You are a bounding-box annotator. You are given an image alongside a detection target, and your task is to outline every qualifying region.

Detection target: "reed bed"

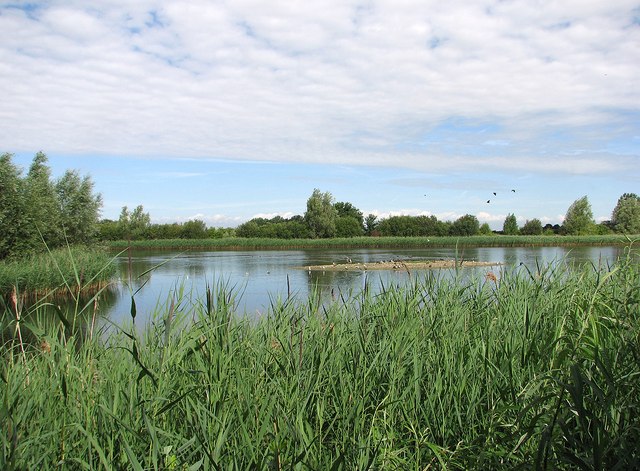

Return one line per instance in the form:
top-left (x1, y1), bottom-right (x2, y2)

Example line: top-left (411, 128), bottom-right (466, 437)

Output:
top-left (107, 234), bottom-right (634, 251)
top-left (0, 247), bottom-right (116, 297)
top-left (1, 250), bottom-right (639, 469)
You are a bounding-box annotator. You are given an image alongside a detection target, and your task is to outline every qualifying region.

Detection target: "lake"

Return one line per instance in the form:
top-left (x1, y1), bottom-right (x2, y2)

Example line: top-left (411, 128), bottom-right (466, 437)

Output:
top-left (98, 245), bottom-right (633, 327)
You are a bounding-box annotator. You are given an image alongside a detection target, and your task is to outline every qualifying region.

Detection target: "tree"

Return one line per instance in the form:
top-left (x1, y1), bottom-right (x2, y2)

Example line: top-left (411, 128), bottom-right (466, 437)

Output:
top-left (521, 218), bottom-right (543, 235)
top-left (449, 214), bottom-right (480, 236)
top-left (56, 170), bottom-right (102, 244)
top-left (24, 152), bottom-right (62, 249)
top-left (563, 196), bottom-right (595, 235)
top-left (118, 205), bottom-right (151, 239)
top-left (0, 153), bottom-right (29, 259)
top-left (364, 214), bottom-right (378, 236)
top-left (181, 219), bottom-right (207, 239)
top-left (611, 193), bottom-right (640, 234)
top-left (503, 213), bottom-right (519, 235)
top-left (304, 189), bottom-right (337, 238)
top-left (335, 217), bottom-right (363, 237)
top-left (479, 223), bottom-right (493, 235)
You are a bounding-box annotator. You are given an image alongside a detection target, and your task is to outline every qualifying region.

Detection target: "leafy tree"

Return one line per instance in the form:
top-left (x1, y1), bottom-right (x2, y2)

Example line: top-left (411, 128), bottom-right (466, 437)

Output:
top-left (55, 170), bottom-right (102, 244)
top-left (118, 205), bottom-right (151, 239)
top-left (0, 153), bottom-right (29, 258)
top-left (304, 189), bottom-right (337, 238)
top-left (24, 152), bottom-right (62, 249)
top-left (611, 193), bottom-right (640, 234)
top-left (503, 213), bottom-right (519, 235)
top-left (521, 218), bottom-right (543, 235)
top-left (181, 219), bottom-right (207, 239)
top-left (563, 196), bottom-right (595, 235)
top-left (449, 214), bottom-right (480, 236)
top-left (335, 217), bottom-right (363, 237)
top-left (479, 223), bottom-right (493, 235)
top-left (364, 214), bottom-right (378, 236)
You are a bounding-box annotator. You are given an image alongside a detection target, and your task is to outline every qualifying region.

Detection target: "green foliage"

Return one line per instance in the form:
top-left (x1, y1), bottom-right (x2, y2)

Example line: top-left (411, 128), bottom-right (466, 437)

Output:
top-left (364, 213), bottom-right (378, 235)
top-left (304, 188), bottom-right (337, 238)
top-left (0, 153), bottom-right (30, 259)
top-left (56, 170), bottom-right (103, 245)
top-left (236, 216), bottom-right (310, 239)
top-left (377, 215), bottom-right (450, 237)
top-left (503, 213), bottom-right (519, 235)
top-left (479, 222), bottom-right (493, 235)
top-left (0, 152), bottom-right (102, 259)
top-left (2, 256), bottom-right (639, 468)
top-left (335, 216), bottom-right (364, 237)
top-left (449, 214), bottom-right (480, 236)
top-left (611, 193), bottom-right (640, 234)
top-left (563, 196), bottom-right (595, 235)
top-left (521, 218), bottom-right (543, 235)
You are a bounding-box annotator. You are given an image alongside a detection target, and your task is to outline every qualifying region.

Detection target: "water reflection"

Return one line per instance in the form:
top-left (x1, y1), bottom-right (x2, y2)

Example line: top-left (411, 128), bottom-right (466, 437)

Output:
top-left (71, 245), bottom-right (640, 326)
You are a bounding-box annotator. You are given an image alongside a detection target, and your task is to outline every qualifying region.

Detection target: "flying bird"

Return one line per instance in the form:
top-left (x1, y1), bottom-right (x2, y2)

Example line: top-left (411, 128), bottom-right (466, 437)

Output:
top-left (487, 200), bottom-right (491, 203)
top-left (511, 189), bottom-right (516, 192)
top-left (493, 192), bottom-right (497, 196)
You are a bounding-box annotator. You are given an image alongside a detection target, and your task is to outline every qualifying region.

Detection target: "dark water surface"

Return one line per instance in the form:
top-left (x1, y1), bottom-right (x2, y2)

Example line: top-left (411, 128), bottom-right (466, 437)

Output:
top-left (99, 245), bottom-right (633, 326)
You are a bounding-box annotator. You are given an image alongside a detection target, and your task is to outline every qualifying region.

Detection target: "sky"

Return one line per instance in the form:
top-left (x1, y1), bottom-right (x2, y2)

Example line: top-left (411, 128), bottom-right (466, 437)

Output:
top-left (1, 1), bottom-right (638, 229)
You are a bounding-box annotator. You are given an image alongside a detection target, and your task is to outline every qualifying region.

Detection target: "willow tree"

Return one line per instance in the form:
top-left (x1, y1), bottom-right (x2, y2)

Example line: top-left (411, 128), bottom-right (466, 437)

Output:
top-left (611, 193), bottom-right (640, 234)
top-left (563, 196), bottom-right (595, 235)
top-left (56, 170), bottom-right (103, 244)
top-left (0, 153), bottom-right (29, 258)
top-left (304, 189), bottom-right (337, 238)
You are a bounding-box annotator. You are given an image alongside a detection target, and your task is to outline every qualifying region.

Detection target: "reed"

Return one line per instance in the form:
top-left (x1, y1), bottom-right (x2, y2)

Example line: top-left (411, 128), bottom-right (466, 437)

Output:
top-left (0, 246), bottom-right (116, 297)
top-left (1, 249), bottom-right (639, 469)
top-left (107, 234), bottom-right (634, 251)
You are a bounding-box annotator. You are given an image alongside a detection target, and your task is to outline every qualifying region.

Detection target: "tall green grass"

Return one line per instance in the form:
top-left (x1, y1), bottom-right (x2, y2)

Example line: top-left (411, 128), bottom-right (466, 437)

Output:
top-left (107, 234), bottom-right (634, 251)
top-left (0, 246), bottom-right (116, 297)
top-left (1, 249), bottom-right (639, 469)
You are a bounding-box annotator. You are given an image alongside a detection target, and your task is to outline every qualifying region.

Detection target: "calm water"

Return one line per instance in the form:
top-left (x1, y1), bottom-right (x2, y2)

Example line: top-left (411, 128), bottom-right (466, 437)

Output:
top-left (98, 245), bottom-right (632, 326)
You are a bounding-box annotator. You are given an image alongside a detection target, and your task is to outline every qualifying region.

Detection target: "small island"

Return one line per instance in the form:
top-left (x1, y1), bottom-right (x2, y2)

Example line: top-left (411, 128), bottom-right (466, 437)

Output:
top-left (299, 259), bottom-right (503, 271)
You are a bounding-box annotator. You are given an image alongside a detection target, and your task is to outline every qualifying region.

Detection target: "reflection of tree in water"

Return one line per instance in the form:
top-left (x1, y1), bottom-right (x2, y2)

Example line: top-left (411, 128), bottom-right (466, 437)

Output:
top-left (0, 284), bottom-right (119, 351)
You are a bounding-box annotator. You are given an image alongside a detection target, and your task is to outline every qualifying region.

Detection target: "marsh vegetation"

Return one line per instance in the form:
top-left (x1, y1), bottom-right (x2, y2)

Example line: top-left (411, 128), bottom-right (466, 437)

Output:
top-left (2, 248), bottom-right (639, 469)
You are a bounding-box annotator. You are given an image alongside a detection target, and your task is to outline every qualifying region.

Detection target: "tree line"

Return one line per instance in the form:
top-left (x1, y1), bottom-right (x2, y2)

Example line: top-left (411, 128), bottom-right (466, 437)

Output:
top-left (234, 189), bottom-right (640, 239)
top-left (0, 152), bottom-right (102, 259)
top-left (3, 154), bottom-right (639, 260)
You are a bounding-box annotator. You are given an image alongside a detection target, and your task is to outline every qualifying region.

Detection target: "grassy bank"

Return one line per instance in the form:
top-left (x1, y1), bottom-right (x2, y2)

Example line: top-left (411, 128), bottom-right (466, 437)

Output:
top-left (107, 233), bottom-right (636, 251)
top-left (2, 250), bottom-right (639, 468)
top-left (0, 246), bottom-right (117, 298)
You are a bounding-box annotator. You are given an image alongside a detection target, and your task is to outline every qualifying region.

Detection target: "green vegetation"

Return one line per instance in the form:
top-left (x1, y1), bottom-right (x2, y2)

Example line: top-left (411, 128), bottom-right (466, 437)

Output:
top-left (0, 247), bottom-right (116, 297)
top-left (564, 196), bottom-right (596, 235)
top-left (0, 152), bottom-right (102, 260)
top-left (2, 251), bottom-right (638, 468)
top-left (611, 193), bottom-right (640, 234)
top-left (105, 234), bottom-right (635, 251)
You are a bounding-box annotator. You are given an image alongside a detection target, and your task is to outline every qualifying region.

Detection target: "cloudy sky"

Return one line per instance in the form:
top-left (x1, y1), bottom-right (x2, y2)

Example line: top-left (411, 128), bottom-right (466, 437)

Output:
top-left (1, 1), bottom-right (638, 229)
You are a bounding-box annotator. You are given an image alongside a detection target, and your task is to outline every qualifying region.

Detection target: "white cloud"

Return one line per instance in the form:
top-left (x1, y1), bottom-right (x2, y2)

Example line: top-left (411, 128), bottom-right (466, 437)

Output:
top-left (0, 0), bottom-right (637, 179)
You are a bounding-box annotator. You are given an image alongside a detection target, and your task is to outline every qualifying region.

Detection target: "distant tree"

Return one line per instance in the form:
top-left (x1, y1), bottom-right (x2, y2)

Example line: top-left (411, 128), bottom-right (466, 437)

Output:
top-left (304, 189), bottom-right (337, 238)
top-left (450, 214), bottom-right (480, 236)
top-left (334, 202), bottom-right (364, 225)
top-left (334, 201), bottom-right (364, 237)
top-left (0, 153), bottom-right (29, 259)
top-left (118, 205), bottom-right (151, 239)
top-left (181, 219), bottom-right (207, 239)
top-left (611, 193), bottom-right (640, 234)
top-left (521, 218), bottom-right (543, 235)
top-left (479, 222), bottom-right (493, 235)
top-left (364, 214), bottom-right (378, 236)
top-left (335, 217), bottom-right (363, 237)
top-left (543, 223), bottom-right (562, 235)
top-left (55, 170), bottom-right (102, 244)
top-left (563, 196), bottom-right (595, 235)
top-left (24, 152), bottom-right (62, 249)
top-left (502, 214), bottom-right (519, 235)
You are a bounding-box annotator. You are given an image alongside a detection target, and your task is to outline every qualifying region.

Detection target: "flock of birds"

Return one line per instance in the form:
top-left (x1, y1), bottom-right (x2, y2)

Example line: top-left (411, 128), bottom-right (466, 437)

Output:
top-left (486, 189), bottom-right (516, 204)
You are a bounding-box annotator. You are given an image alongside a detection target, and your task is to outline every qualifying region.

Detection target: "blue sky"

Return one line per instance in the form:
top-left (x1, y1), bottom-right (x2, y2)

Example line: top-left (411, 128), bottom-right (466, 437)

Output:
top-left (1, 1), bottom-right (638, 229)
